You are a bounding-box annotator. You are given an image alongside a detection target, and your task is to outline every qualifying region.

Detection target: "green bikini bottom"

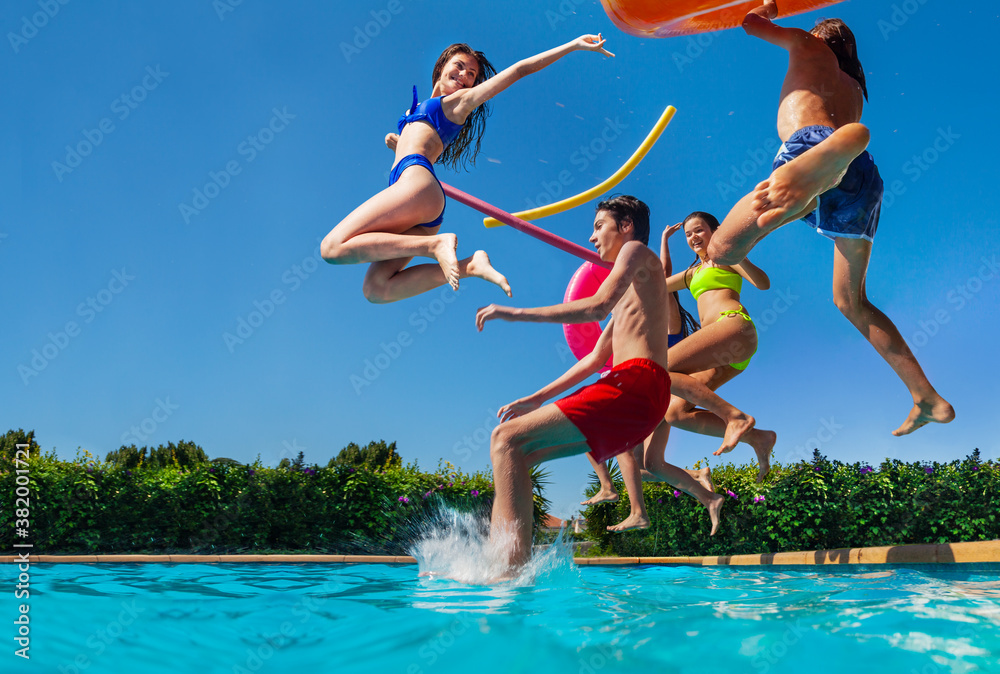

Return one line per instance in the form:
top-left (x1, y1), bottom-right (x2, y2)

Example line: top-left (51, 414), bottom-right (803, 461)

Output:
top-left (717, 306), bottom-right (756, 371)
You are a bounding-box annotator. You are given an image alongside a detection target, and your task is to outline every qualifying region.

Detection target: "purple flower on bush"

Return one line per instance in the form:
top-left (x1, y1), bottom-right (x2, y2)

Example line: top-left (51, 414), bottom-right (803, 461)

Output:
top-left (247, 469), bottom-right (256, 477)
top-left (304, 468), bottom-right (316, 476)
top-left (673, 490), bottom-right (681, 498)
top-left (348, 468), bottom-right (356, 473)
top-left (813, 467), bottom-right (821, 472)
top-left (860, 466), bottom-right (873, 475)
top-left (86, 466), bottom-right (94, 473)
top-left (657, 499), bottom-right (662, 504)
top-left (448, 482), bottom-right (454, 487)
top-left (209, 467), bottom-right (216, 473)
top-left (423, 491), bottom-right (433, 499)
top-left (924, 466), bottom-right (934, 475)
top-left (754, 495), bottom-right (766, 503)
top-left (471, 490), bottom-right (480, 497)
top-left (398, 496), bottom-right (410, 503)
top-left (972, 465), bottom-right (980, 471)
top-left (125, 470), bottom-right (132, 478)
top-left (727, 490), bottom-right (738, 500)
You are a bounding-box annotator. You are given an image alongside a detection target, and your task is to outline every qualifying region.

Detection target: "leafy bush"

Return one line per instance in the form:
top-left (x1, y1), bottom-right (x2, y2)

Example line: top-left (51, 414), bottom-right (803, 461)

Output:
top-left (583, 449), bottom-right (999, 556)
top-left (0, 431), bottom-right (553, 554)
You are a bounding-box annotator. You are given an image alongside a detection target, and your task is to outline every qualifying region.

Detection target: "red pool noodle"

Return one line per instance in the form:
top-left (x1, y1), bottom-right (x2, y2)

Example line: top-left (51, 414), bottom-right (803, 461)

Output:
top-left (440, 182), bottom-right (611, 269)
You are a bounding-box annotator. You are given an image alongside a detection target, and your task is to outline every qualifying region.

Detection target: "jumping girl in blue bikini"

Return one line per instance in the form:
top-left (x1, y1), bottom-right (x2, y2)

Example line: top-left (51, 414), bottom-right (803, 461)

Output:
top-left (321, 36), bottom-right (614, 303)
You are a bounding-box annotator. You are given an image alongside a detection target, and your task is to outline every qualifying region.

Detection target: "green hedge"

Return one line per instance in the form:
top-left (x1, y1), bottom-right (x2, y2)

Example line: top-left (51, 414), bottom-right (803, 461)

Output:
top-left (0, 452), bottom-right (506, 554)
top-left (583, 451), bottom-right (999, 557)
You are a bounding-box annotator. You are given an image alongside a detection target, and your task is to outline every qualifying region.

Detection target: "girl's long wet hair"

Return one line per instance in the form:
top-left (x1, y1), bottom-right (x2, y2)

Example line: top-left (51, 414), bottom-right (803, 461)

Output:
top-left (674, 291), bottom-right (700, 339)
top-left (811, 19), bottom-right (868, 101)
top-left (431, 44), bottom-right (496, 171)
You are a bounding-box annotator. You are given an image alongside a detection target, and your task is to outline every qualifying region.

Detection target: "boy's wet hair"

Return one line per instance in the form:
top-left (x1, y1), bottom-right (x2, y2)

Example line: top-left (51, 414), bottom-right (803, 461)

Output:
top-left (811, 19), bottom-right (868, 101)
top-left (431, 44), bottom-right (497, 171)
top-left (596, 195), bottom-right (650, 246)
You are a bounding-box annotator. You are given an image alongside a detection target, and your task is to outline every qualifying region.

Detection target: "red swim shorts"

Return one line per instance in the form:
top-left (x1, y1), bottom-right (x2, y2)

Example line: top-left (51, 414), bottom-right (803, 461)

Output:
top-left (554, 358), bottom-right (671, 463)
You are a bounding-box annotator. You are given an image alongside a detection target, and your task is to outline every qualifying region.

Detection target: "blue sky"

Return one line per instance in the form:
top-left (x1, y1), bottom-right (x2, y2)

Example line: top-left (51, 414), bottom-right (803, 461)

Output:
top-left (4, 0), bottom-right (998, 519)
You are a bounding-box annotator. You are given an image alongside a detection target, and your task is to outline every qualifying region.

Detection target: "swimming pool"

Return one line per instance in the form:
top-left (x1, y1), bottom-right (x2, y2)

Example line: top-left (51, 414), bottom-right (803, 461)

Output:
top-left (13, 561), bottom-right (1000, 673)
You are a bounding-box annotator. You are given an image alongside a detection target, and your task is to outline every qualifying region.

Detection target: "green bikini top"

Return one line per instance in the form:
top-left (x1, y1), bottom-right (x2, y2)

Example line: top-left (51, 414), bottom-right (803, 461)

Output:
top-left (688, 264), bottom-right (742, 300)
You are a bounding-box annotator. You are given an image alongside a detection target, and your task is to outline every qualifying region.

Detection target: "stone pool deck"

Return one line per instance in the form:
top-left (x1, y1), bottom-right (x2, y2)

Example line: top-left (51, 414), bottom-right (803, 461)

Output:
top-left (5, 540), bottom-right (999, 566)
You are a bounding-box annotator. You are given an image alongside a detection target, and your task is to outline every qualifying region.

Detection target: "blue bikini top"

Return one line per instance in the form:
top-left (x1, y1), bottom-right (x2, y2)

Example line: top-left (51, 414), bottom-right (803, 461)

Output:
top-left (397, 86), bottom-right (465, 148)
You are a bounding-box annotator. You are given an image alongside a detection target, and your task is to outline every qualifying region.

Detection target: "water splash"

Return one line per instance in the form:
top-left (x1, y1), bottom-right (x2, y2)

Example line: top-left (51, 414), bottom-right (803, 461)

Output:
top-left (409, 505), bottom-right (578, 587)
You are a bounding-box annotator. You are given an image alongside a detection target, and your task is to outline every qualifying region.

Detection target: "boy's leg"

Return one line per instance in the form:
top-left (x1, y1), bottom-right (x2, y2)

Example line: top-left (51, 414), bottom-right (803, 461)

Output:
top-left (710, 123), bottom-right (871, 265)
top-left (490, 404), bottom-right (592, 568)
top-left (832, 237), bottom-right (955, 435)
top-left (581, 453), bottom-right (619, 505)
top-left (607, 446), bottom-right (649, 532)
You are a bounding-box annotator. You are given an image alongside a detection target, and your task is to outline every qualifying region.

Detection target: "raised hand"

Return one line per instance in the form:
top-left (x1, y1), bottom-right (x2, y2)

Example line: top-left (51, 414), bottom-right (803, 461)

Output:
top-left (475, 304), bottom-right (510, 331)
top-left (573, 34), bottom-right (614, 58)
top-left (662, 222), bottom-right (683, 240)
top-left (384, 133), bottom-right (399, 151)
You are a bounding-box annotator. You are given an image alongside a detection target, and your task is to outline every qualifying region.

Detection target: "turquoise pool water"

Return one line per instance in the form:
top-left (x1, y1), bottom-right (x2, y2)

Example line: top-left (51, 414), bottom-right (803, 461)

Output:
top-left (12, 561), bottom-right (1000, 673)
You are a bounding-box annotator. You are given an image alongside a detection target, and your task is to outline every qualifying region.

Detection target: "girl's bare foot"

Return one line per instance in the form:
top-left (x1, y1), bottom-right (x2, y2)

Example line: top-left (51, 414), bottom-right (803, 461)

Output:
top-left (464, 250), bottom-right (512, 297)
top-left (714, 413), bottom-right (756, 455)
top-left (581, 489), bottom-right (618, 506)
top-left (893, 396), bottom-right (955, 436)
top-left (607, 513), bottom-right (650, 533)
top-left (754, 123), bottom-right (871, 232)
top-left (747, 429), bottom-right (776, 483)
top-left (432, 233), bottom-right (460, 290)
top-left (705, 492), bottom-right (724, 536)
top-left (687, 466), bottom-right (714, 493)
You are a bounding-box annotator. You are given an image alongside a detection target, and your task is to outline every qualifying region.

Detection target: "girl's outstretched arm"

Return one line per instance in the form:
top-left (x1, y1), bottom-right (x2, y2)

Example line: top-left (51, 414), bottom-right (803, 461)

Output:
top-left (498, 321), bottom-right (614, 422)
top-left (732, 258), bottom-right (771, 290)
top-left (449, 35), bottom-right (613, 120)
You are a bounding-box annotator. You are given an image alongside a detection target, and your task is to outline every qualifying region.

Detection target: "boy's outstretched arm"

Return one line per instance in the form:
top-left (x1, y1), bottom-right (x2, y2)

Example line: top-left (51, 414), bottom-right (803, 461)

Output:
top-left (742, 1), bottom-right (811, 50)
top-left (476, 241), bottom-right (653, 330)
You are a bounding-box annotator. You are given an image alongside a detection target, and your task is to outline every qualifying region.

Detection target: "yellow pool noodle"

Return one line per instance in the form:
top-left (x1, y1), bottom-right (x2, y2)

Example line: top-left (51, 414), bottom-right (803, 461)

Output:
top-left (483, 104), bottom-right (676, 228)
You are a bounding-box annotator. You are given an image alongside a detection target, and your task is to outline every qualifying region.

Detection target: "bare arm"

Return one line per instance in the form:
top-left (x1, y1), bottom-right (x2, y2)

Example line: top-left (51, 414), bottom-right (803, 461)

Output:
top-left (448, 35), bottom-right (613, 120)
top-left (476, 241), bottom-right (652, 330)
top-left (742, 1), bottom-right (811, 50)
top-left (660, 223), bottom-right (682, 277)
top-left (497, 321), bottom-right (614, 421)
top-left (731, 258), bottom-right (770, 290)
top-left (665, 268), bottom-right (692, 293)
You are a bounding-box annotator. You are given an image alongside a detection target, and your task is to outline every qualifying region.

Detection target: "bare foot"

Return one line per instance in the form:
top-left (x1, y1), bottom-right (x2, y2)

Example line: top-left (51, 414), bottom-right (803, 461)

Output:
top-left (432, 233), bottom-right (460, 290)
top-left (754, 123), bottom-right (871, 233)
top-left (705, 492), bottom-right (724, 536)
top-left (464, 250), bottom-right (512, 297)
top-left (747, 429), bottom-right (776, 483)
top-left (714, 413), bottom-right (756, 456)
top-left (581, 489), bottom-right (618, 506)
top-left (893, 397), bottom-right (955, 436)
top-left (687, 467), bottom-right (714, 493)
top-left (607, 513), bottom-right (650, 533)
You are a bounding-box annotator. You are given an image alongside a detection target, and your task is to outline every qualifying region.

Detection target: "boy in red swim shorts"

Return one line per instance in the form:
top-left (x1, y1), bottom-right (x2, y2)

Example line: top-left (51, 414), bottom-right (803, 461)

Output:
top-left (476, 195), bottom-right (756, 569)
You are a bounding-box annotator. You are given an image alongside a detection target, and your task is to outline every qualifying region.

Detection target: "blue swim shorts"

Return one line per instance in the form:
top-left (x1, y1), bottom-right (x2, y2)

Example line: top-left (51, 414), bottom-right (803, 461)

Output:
top-left (772, 125), bottom-right (883, 242)
top-left (389, 154), bottom-right (445, 228)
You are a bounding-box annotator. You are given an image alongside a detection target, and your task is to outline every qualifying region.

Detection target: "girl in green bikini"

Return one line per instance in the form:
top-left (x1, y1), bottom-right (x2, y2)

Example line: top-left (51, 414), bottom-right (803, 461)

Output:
top-left (590, 211), bottom-right (778, 533)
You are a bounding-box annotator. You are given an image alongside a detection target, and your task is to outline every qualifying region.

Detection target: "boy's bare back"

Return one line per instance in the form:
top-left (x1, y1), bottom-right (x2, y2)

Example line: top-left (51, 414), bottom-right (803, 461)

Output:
top-left (743, 7), bottom-right (864, 140)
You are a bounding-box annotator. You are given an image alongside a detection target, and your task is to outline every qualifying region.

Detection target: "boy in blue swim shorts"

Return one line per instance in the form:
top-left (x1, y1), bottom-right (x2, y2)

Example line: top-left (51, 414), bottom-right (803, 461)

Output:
top-left (707, 1), bottom-right (953, 437)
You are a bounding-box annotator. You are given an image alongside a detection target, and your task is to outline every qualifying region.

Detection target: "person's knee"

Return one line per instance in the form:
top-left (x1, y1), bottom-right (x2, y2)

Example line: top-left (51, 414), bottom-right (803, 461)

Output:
top-left (490, 423), bottom-right (523, 458)
top-left (361, 276), bottom-right (391, 304)
top-left (320, 233), bottom-right (348, 264)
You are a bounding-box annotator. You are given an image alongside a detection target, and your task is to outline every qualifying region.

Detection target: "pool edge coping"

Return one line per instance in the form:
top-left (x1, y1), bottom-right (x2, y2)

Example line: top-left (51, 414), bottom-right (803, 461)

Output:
top-left (5, 540), bottom-right (999, 565)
